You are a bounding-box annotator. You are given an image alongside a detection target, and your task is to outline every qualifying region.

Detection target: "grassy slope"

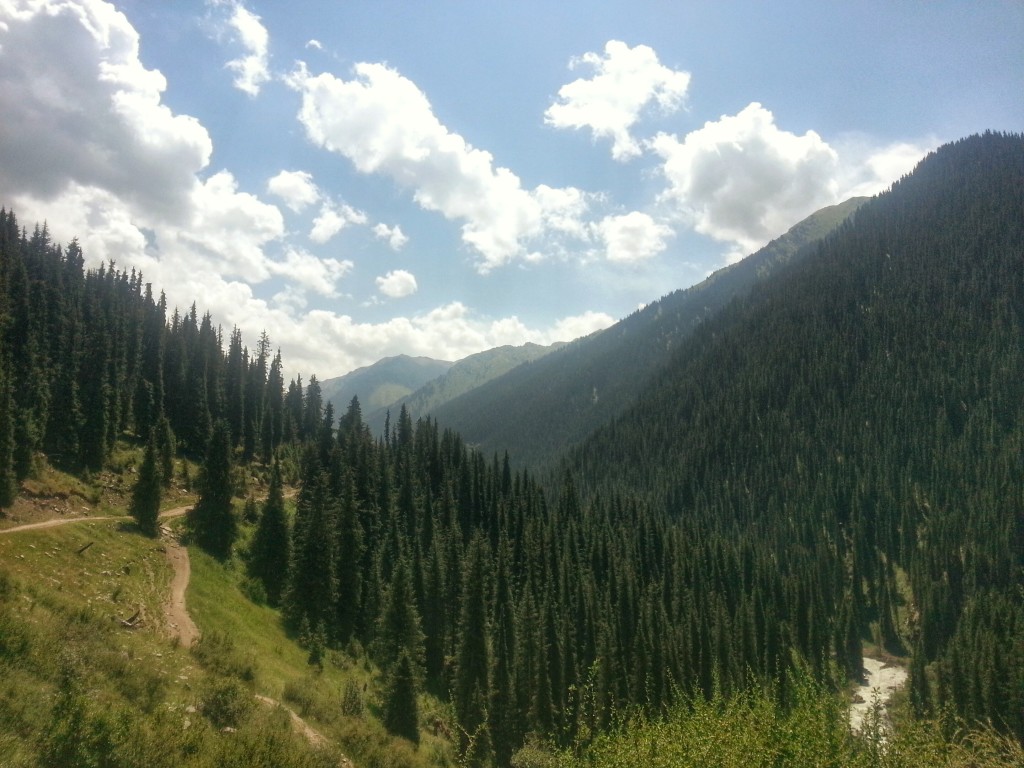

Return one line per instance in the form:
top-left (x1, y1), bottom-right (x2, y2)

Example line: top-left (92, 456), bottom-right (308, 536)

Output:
top-left (0, 454), bottom-right (455, 768)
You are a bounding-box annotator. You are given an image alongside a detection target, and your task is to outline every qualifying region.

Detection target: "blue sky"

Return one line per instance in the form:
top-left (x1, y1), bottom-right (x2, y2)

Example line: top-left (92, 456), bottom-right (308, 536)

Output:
top-left (1, 1), bottom-right (1021, 378)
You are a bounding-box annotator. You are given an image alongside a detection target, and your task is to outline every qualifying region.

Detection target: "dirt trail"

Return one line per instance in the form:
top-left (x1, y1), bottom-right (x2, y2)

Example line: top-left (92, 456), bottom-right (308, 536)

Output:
top-left (0, 502), bottom-right (192, 535)
top-left (254, 695), bottom-right (322, 746)
top-left (849, 656), bottom-right (907, 736)
top-left (162, 530), bottom-right (200, 648)
top-left (1, 502), bottom-right (200, 647)
top-left (0, 514), bottom-right (115, 534)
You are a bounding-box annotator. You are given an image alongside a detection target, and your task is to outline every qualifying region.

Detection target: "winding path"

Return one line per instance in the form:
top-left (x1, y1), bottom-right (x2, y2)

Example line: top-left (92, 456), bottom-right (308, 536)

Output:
top-left (1, 503), bottom-right (198, 646)
top-left (2, 496), bottom-right (345, 755)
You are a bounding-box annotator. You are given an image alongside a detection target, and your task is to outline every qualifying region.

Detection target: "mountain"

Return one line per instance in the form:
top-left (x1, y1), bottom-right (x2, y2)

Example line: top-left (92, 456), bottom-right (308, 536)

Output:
top-left (365, 341), bottom-right (564, 434)
top-left (320, 354), bottom-right (453, 416)
top-left (428, 195), bottom-right (867, 468)
top-left (565, 131), bottom-right (1024, 740)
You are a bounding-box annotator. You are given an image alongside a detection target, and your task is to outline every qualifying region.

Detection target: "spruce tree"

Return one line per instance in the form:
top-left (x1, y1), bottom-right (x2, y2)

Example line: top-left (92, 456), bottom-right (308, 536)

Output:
top-left (384, 651), bottom-right (421, 744)
top-left (249, 459), bottom-right (290, 605)
top-left (454, 535), bottom-right (491, 758)
top-left (155, 413), bottom-right (175, 487)
top-left (188, 419), bottom-right (236, 559)
top-left (130, 431), bottom-right (162, 536)
top-left (0, 356), bottom-right (17, 508)
top-left (283, 463), bottom-right (338, 635)
top-left (376, 555), bottom-right (425, 675)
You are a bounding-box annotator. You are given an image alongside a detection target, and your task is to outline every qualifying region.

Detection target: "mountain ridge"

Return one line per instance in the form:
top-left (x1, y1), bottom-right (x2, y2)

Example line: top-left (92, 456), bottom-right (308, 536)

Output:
top-left (427, 195), bottom-right (867, 468)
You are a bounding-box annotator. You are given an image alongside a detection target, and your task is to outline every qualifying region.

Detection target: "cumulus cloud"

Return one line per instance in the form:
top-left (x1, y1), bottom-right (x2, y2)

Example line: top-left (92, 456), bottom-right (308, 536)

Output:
top-left (309, 200), bottom-right (368, 243)
top-left (219, 1), bottom-right (270, 96)
top-left (376, 269), bottom-right (418, 298)
top-left (289, 60), bottom-right (592, 272)
top-left (267, 170), bottom-right (320, 212)
top-left (595, 211), bottom-right (673, 263)
top-left (650, 102), bottom-right (841, 254)
top-left (0, 0), bottom-right (211, 220)
top-left (269, 246), bottom-right (353, 296)
top-left (836, 137), bottom-right (933, 199)
top-left (0, 0), bottom-right (625, 382)
top-left (546, 40), bottom-right (690, 161)
top-left (373, 222), bottom-right (409, 250)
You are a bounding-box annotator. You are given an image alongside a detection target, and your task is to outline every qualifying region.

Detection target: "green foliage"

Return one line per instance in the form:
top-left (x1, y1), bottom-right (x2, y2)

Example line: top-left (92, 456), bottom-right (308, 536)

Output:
top-left (248, 459), bottom-right (290, 606)
top-left (549, 676), bottom-right (1024, 768)
top-left (384, 651), bottom-right (421, 744)
top-left (190, 419), bottom-right (238, 559)
top-left (131, 431), bottom-right (162, 536)
top-left (200, 676), bottom-right (254, 729)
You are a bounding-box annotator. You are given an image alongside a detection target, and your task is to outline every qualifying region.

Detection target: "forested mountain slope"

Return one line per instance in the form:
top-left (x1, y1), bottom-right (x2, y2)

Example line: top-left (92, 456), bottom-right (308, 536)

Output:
top-left (320, 355), bottom-right (453, 418)
top-left (567, 131), bottom-right (1024, 740)
top-left (430, 196), bottom-right (866, 469)
top-left (364, 342), bottom-right (563, 435)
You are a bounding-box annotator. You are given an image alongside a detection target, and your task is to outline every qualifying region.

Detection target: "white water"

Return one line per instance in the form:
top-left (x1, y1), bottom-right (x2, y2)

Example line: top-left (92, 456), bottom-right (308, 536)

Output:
top-left (849, 657), bottom-right (907, 736)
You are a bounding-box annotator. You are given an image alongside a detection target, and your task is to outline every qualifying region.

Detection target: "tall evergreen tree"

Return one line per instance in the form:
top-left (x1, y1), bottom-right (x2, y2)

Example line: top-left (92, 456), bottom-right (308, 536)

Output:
top-left (384, 650), bottom-right (421, 744)
top-left (130, 430), bottom-right (162, 537)
top-left (0, 354), bottom-right (17, 508)
top-left (454, 534), bottom-right (492, 759)
top-left (376, 555), bottom-right (425, 675)
top-left (188, 419), bottom-right (236, 559)
top-left (248, 459), bottom-right (290, 605)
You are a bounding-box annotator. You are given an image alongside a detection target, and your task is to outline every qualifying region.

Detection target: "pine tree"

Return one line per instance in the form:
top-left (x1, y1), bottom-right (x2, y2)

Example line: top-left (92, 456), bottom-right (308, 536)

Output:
top-left (384, 651), bottom-right (421, 744)
top-left (188, 419), bottom-right (236, 559)
top-left (0, 355), bottom-right (17, 508)
top-left (130, 430), bottom-right (162, 536)
top-left (376, 555), bottom-right (425, 675)
top-left (155, 413), bottom-right (175, 487)
top-left (248, 459), bottom-right (290, 605)
top-left (454, 535), bottom-right (491, 758)
top-left (283, 460), bottom-right (338, 635)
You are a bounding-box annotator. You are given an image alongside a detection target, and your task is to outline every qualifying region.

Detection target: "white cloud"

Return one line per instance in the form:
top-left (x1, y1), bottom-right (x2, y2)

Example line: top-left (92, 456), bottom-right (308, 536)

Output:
top-left (290, 60), bottom-right (591, 273)
top-left (269, 246), bottom-right (353, 296)
top-left (0, 0), bottom-right (211, 221)
top-left (309, 199), bottom-right (367, 243)
top-left (836, 137), bottom-right (933, 198)
top-left (267, 170), bottom-right (320, 212)
top-left (651, 102), bottom-right (841, 254)
top-left (550, 310), bottom-right (615, 341)
top-left (376, 269), bottom-right (418, 298)
top-left (546, 40), bottom-right (690, 161)
top-left (373, 222), bottom-right (409, 250)
top-left (221, 1), bottom-right (270, 97)
top-left (595, 211), bottom-right (673, 263)
top-left (305, 39), bottom-right (322, 50)
top-left (0, 0), bottom-right (623, 383)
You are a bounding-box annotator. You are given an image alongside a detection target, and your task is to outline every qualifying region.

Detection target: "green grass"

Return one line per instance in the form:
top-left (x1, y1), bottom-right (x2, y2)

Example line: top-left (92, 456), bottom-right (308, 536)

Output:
top-left (184, 510), bottom-right (458, 768)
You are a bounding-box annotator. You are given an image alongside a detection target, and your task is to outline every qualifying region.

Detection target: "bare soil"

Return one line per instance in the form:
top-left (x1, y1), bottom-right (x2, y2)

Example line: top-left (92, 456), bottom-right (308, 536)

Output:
top-left (160, 506), bottom-right (200, 648)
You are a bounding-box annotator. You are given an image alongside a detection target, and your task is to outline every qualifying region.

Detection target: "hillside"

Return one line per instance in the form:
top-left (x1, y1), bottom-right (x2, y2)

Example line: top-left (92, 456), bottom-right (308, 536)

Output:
top-left (320, 355), bottom-right (453, 417)
top-left (429, 196), bottom-right (866, 468)
top-left (566, 131), bottom-right (1024, 741)
top-left (364, 341), bottom-right (564, 434)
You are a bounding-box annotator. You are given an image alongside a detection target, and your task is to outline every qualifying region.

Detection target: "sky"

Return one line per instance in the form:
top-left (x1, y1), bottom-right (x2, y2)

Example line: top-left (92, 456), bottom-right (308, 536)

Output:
top-left (1, 1), bottom-right (1021, 379)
